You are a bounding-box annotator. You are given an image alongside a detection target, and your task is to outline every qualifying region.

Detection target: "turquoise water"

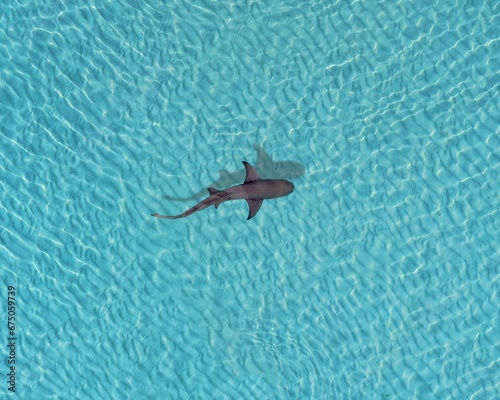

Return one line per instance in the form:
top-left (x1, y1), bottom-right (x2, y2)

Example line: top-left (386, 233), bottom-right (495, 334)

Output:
top-left (1, 0), bottom-right (499, 399)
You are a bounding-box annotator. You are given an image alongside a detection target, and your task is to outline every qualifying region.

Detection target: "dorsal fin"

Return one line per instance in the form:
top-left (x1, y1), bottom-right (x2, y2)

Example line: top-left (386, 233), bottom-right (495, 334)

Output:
top-left (208, 188), bottom-right (223, 208)
top-left (242, 161), bottom-right (261, 183)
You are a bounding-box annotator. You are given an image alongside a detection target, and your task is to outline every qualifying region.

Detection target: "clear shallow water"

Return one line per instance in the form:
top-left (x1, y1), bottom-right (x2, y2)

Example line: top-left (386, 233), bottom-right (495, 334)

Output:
top-left (1, 1), bottom-right (499, 399)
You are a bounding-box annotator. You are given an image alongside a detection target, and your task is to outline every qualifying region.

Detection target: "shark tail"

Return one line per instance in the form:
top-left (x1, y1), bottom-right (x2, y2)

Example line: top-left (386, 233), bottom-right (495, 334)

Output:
top-left (151, 213), bottom-right (183, 219)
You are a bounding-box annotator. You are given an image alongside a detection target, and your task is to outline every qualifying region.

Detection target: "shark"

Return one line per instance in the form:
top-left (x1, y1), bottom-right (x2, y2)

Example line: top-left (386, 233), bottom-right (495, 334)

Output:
top-left (151, 161), bottom-right (294, 220)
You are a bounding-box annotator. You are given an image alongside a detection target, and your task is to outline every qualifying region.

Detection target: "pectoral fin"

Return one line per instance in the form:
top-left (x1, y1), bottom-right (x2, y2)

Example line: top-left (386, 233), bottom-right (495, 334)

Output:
top-left (246, 199), bottom-right (263, 220)
top-left (242, 161), bottom-right (261, 183)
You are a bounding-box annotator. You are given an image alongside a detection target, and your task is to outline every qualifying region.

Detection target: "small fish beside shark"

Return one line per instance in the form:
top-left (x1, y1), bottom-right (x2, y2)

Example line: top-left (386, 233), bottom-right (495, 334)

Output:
top-left (151, 162), bottom-right (294, 220)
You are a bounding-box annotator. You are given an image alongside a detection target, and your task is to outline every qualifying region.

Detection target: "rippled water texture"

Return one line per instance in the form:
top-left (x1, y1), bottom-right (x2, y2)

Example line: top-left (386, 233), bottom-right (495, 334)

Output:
top-left (1, 0), bottom-right (499, 399)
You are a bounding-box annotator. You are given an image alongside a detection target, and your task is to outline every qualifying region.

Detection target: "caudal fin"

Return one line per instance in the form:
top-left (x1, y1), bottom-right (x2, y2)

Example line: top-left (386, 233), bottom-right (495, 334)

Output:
top-left (151, 213), bottom-right (182, 219)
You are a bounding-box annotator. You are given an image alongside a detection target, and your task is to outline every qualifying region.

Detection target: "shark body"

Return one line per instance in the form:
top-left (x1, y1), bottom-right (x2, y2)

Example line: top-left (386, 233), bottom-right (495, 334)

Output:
top-left (151, 161), bottom-right (294, 220)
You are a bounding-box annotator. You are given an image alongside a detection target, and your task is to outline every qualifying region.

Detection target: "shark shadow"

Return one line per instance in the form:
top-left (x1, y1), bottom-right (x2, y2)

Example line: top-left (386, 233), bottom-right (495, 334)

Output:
top-left (162, 144), bottom-right (305, 202)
